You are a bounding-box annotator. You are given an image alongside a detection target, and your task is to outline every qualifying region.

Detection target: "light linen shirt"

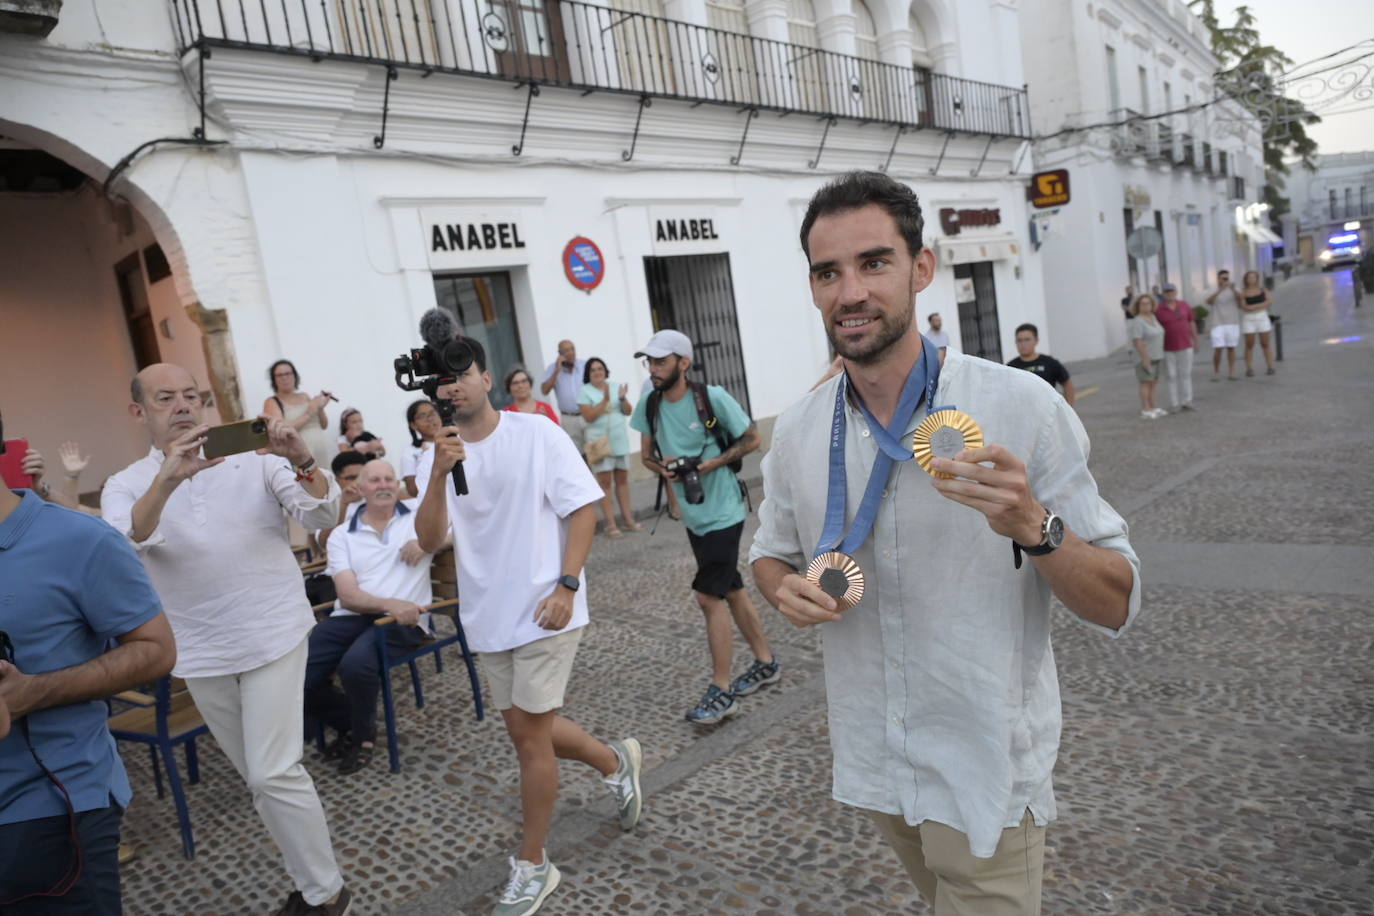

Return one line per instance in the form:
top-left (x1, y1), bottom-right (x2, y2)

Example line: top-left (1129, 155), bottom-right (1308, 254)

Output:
top-left (750, 352), bottom-right (1142, 858)
top-left (415, 412), bottom-right (604, 653)
top-left (544, 358), bottom-right (587, 414)
top-left (102, 449), bottom-right (340, 678)
top-left (325, 499), bottom-right (433, 633)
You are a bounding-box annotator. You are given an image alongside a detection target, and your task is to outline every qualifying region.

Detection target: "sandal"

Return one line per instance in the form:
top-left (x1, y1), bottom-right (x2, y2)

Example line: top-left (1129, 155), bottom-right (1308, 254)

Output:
top-left (622, 520), bottom-right (644, 532)
top-left (667, 507), bottom-right (682, 521)
top-left (605, 526), bottom-right (624, 539)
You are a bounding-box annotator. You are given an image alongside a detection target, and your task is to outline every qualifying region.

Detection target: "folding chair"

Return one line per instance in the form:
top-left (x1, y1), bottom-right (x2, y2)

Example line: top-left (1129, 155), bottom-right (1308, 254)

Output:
top-left (373, 598), bottom-right (484, 773)
top-left (108, 676), bottom-right (210, 859)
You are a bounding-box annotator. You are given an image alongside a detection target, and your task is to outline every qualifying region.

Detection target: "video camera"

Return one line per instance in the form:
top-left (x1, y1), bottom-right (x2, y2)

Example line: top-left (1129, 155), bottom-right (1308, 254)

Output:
top-left (394, 308), bottom-right (476, 495)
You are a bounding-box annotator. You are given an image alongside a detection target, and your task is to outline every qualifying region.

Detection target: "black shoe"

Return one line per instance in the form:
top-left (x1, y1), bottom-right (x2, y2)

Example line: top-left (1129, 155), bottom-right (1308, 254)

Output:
top-left (302, 886), bottom-right (352, 915)
top-left (338, 742), bottom-right (373, 775)
top-left (321, 732), bottom-right (353, 762)
top-left (276, 891), bottom-right (307, 916)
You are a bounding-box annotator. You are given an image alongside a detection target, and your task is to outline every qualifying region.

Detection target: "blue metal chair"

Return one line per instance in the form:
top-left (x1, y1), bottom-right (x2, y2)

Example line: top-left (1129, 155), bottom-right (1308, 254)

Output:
top-left (373, 597), bottom-right (484, 773)
top-left (109, 676), bottom-right (210, 859)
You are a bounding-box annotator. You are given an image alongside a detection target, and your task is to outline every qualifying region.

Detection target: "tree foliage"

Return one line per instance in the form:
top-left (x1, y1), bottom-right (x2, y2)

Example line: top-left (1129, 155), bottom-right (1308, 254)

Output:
top-left (1189, 1), bottom-right (1320, 217)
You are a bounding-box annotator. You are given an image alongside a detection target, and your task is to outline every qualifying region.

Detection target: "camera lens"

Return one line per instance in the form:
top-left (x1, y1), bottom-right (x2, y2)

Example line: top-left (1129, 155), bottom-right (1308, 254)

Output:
top-left (251, 420), bottom-right (267, 434)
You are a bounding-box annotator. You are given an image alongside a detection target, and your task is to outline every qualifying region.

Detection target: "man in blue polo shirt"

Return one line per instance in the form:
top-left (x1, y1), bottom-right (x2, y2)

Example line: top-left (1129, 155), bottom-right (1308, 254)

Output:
top-left (0, 418), bottom-right (175, 913)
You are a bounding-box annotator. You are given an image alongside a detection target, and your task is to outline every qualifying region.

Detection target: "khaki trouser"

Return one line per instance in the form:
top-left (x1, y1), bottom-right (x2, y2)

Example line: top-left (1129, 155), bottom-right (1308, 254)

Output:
top-left (870, 809), bottom-right (1045, 915)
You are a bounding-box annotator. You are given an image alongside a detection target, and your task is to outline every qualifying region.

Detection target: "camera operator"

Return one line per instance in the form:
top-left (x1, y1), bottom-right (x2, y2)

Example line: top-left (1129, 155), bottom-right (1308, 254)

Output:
top-left (0, 406), bottom-right (176, 912)
top-left (629, 330), bottom-right (778, 725)
top-left (100, 363), bottom-right (352, 916)
top-left (412, 337), bottom-right (644, 914)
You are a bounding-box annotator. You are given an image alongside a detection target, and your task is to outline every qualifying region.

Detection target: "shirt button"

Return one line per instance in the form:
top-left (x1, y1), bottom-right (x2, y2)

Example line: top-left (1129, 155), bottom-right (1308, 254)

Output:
top-left (862, 429), bottom-right (871, 438)
top-left (891, 714), bottom-right (902, 725)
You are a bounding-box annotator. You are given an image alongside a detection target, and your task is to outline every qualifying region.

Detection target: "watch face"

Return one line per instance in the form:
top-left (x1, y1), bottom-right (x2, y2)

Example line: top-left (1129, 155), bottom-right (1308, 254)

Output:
top-left (1046, 515), bottom-right (1065, 548)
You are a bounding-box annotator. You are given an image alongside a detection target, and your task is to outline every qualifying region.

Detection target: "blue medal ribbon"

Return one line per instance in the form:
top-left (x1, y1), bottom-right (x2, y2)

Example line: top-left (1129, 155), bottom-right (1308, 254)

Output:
top-left (815, 335), bottom-right (946, 558)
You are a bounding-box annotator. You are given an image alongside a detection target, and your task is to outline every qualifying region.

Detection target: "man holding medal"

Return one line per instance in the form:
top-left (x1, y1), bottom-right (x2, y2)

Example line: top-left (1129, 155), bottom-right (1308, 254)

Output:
top-left (750, 171), bottom-right (1141, 915)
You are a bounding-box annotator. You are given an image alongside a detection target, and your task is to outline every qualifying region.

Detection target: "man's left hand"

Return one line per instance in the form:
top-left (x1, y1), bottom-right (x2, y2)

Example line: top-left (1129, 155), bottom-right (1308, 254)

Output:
top-left (930, 445), bottom-right (1044, 546)
top-left (0, 660), bottom-right (43, 720)
top-left (534, 584), bottom-right (575, 630)
top-left (256, 416), bottom-right (312, 467)
top-left (21, 448), bottom-right (45, 487)
top-left (399, 539), bottom-right (427, 566)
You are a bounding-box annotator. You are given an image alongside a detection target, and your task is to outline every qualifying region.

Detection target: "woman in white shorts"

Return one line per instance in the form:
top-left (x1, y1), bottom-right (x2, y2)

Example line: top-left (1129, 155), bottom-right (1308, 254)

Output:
top-left (1238, 270), bottom-right (1276, 376)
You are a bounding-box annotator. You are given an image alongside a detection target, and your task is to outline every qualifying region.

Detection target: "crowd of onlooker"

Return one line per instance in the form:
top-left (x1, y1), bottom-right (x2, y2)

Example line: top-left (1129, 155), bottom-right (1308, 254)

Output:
top-left (1122, 269), bottom-right (1277, 420)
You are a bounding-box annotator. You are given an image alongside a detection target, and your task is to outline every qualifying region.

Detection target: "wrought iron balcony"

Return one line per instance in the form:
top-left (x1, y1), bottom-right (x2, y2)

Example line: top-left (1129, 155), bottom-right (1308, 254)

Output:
top-left (1155, 122), bottom-right (1174, 163)
top-left (169, 0), bottom-right (1031, 140)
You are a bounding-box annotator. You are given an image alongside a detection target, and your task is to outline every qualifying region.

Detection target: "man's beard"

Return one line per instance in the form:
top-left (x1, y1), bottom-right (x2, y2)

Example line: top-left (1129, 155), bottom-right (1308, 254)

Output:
top-left (450, 399), bottom-right (487, 423)
top-left (651, 365), bottom-right (682, 390)
top-left (827, 300), bottom-right (915, 366)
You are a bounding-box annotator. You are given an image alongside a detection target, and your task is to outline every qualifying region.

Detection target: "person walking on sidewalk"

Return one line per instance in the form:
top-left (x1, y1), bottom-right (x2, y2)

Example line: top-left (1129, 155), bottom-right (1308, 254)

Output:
top-left (1127, 295), bottom-right (1167, 419)
top-left (630, 330), bottom-right (779, 725)
top-left (1156, 284), bottom-right (1197, 412)
top-left (1238, 270), bottom-right (1277, 376)
top-left (751, 170), bottom-right (1141, 916)
top-left (414, 337), bottom-right (643, 916)
top-left (1205, 270), bottom-right (1243, 381)
top-left (102, 364), bottom-right (352, 916)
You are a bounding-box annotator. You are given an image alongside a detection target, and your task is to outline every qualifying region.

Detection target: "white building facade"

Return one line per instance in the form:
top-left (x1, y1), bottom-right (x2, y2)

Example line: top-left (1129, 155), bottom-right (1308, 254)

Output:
top-left (1277, 151), bottom-right (1374, 267)
top-left (2, 0), bottom-right (1045, 492)
top-left (1020, 0), bottom-right (1270, 362)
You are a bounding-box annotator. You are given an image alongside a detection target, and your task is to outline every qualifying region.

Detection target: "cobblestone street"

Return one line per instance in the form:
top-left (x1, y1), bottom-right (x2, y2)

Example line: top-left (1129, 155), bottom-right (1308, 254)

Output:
top-left (117, 270), bottom-right (1373, 915)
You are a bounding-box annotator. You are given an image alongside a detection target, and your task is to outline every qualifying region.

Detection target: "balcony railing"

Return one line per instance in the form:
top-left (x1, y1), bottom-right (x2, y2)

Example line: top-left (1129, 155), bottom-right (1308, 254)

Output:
top-left (1155, 122), bottom-right (1174, 162)
top-left (170, 0), bottom-right (1031, 139)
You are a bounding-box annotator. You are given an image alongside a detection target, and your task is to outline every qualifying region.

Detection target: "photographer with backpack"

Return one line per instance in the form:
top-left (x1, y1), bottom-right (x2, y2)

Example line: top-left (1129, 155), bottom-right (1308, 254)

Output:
top-left (630, 330), bottom-right (779, 724)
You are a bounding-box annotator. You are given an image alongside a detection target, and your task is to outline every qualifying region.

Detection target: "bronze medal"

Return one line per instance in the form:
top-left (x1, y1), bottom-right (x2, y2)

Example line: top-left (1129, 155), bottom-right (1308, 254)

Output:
top-left (805, 551), bottom-right (866, 611)
top-left (912, 409), bottom-right (984, 479)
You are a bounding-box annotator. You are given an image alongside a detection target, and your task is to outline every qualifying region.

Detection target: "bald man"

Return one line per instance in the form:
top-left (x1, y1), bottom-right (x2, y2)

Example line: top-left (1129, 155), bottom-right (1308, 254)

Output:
top-left (542, 339), bottom-right (588, 454)
top-left (304, 459), bottom-right (437, 776)
top-left (101, 364), bottom-right (352, 916)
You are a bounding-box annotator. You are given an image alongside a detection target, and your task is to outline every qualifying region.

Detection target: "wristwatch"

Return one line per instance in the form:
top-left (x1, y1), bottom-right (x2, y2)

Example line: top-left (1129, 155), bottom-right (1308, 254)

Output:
top-left (1012, 509), bottom-right (1064, 569)
top-left (557, 574), bottom-right (581, 592)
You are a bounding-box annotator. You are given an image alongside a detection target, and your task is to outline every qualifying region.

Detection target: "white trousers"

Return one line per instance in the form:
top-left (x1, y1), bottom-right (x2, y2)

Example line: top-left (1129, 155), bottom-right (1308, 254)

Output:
top-left (185, 636), bottom-right (343, 905)
top-left (1164, 347), bottom-right (1194, 408)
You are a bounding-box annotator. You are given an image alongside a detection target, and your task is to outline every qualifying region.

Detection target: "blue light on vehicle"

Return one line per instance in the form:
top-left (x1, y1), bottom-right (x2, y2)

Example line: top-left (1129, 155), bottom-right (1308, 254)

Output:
top-left (1328, 232), bottom-right (1360, 245)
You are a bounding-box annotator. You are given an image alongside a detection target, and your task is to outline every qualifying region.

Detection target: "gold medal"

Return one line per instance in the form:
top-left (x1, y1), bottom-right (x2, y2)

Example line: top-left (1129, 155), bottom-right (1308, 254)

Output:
top-left (805, 551), bottom-right (866, 611)
top-left (912, 409), bottom-right (984, 479)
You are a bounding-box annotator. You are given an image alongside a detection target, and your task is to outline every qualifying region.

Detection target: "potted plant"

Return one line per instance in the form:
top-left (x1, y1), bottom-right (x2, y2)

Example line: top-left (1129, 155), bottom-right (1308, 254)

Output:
top-left (1193, 304), bottom-right (1209, 334)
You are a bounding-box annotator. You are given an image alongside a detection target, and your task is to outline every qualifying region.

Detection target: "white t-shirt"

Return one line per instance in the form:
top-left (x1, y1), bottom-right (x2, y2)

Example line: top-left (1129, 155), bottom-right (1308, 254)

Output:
top-left (400, 443), bottom-right (430, 480)
top-left (325, 499), bottom-right (433, 632)
top-left (414, 412), bottom-right (603, 652)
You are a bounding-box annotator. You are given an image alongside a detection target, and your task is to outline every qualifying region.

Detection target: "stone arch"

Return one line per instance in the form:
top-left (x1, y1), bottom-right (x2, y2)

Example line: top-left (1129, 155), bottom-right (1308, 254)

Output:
top-left (0, 118), bottom-right (245, 422)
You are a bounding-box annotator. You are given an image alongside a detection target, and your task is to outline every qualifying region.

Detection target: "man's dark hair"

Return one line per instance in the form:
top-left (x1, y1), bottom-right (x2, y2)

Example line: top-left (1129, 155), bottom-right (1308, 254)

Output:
top-left (461, 335), bottom-right (487, 373)
top-left (799, 170), bottom-right (924, 259)
top-left (582, 358), bottom-right (609, 385)
top-left (331, 450), bottom-right (369, 477)
top-left (1218, 269), bottom-right (1230, 278)
top-left (1015, 323), bottom-right (1039, 338)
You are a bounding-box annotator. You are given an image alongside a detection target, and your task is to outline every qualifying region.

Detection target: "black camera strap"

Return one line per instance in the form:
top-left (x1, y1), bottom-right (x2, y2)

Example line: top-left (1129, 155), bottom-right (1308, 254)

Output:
top-left (0, 631), bottom-right (84, 904)
top-left (646, 382), bottom-right (749, 513)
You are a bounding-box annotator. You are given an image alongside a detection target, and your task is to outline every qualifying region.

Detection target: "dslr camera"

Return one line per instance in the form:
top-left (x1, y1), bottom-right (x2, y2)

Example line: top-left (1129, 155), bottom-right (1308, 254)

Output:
top-left (393, 310), bottom-right (479, 426)
top-left (664, 456), bottom-right (705, 504)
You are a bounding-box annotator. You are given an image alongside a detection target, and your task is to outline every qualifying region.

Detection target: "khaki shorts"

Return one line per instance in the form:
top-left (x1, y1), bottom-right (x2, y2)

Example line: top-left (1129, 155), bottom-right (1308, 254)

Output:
top-left (560, 412), bottom-right (587, 454)
top-left (1135, 358), bottom-right (1163, 382)
top-left (482, 627), bottom-right (584, 713)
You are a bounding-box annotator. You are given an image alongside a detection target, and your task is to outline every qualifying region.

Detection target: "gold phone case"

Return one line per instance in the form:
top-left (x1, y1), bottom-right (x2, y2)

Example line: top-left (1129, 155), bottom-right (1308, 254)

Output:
top-left (203, 418), bottom-right (269, 460)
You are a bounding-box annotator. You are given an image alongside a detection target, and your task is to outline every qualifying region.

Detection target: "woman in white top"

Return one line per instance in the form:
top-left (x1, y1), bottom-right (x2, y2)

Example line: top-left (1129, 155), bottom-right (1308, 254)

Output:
top-left (400, 399), bottom-right (440, 497)
top-left (262, 359), bottom-right (335, 471)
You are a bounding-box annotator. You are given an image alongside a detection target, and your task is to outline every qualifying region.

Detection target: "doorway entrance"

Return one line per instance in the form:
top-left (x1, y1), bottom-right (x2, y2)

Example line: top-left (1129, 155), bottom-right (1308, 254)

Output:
top-left (643, 253), bottom-right (751, 414)
top-left (489, 0), bottom-right (571, 82)
top-left (432, 271), bottom-right (524, 408)
top-left (954, 261), bottom-right (1003, 361)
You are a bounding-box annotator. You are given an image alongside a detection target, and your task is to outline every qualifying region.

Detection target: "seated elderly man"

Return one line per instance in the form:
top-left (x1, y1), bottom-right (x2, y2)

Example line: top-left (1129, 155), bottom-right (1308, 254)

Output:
top-left (304, 459), bottom-right (439, 775)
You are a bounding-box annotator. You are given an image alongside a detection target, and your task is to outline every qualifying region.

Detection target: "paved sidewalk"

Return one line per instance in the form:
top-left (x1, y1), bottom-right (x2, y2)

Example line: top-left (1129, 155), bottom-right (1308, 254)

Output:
top-left (117, 270), bottom-right (1373, 914)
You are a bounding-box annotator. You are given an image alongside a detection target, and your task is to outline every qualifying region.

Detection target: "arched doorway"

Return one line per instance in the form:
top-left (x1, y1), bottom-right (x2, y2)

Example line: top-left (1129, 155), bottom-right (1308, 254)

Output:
top-left (0, 132), bottom-right (229, 501)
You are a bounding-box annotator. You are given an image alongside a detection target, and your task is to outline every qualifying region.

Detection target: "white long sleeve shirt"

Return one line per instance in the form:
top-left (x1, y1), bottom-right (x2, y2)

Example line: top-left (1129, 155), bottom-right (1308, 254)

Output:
top-left (102, 448), bottom-right (340, 678)
top-left (750, 352), bottom-right (1142, 858)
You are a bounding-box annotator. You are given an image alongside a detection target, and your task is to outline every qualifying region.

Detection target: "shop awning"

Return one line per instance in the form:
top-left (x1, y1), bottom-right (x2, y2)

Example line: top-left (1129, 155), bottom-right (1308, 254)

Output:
top-left (936, 234), bottom-right (1022, 266)
top-left (1240, 222), bottom-right (1282, 245)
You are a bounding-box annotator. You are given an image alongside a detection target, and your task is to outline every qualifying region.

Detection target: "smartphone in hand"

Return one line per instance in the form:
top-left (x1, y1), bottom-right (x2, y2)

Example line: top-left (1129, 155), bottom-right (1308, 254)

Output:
top-left (0, 438), bottom-right (33, 489)
top-left (204, 419), bottom-right (269, 460)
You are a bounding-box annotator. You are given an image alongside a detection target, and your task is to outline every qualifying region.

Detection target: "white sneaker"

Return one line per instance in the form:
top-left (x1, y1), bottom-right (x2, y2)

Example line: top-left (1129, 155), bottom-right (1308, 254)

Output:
top-left (1140, 410), bottom-right (1157, 420)
top-left (603, 737), bottom-right (644, 830)
top-left (493, 854), bottom-right (561, 915)
top-left (1150, 408), bottom-right (1169, 418)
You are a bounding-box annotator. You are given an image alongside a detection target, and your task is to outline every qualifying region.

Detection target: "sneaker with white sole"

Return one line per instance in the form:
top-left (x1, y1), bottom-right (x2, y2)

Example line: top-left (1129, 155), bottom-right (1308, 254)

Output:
top-left (729, 657), bottom-right (780, 697)
top-left (604, 737), bottom-right (644, 830)
top-left (685, 684), bottom-right (738, 725)
top-left (493, 855), bottom-right (561, 915)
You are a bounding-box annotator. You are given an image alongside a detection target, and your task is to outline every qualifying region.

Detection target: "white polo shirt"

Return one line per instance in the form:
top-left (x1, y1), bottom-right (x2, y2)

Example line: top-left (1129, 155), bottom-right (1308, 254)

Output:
top-left (325, 499), bottom-right (433, 632)
top-left (414, 411), bottom-right (603, 653)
